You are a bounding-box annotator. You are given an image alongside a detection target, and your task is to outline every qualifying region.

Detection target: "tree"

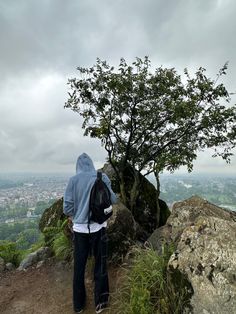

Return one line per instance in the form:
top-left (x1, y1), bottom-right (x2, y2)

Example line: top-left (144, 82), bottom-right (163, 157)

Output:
top-left (65, 57), bottom-right (236, 224)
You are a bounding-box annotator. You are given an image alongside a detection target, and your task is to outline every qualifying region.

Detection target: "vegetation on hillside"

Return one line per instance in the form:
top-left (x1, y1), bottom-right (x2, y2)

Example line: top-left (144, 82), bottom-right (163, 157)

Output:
top-left (0, 200), bottom-right (56, 266)
top-left (160, 176), bottom-right (236, 208)
top-left (0, 199), bottom-right (56, 252)
top-left (0, 240), bottom-right (23, 266)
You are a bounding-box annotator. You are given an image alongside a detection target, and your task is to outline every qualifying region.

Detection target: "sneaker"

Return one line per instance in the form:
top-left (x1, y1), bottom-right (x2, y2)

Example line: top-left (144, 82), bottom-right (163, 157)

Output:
top-left (95, 303), bottom-right (107, 313)
top-left (74, 309), bottom-right (83, 313)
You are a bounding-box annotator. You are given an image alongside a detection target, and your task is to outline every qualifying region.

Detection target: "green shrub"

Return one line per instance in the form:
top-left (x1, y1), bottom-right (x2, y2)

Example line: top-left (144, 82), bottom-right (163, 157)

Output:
top-left (115, 244), bottom-right (192, 314)
top-left (0, 240), bottom-right (22, 266)
top-left (43, 219), bottom-right (73, 261)
top-left (53, 231), bottom-right (72, 261)
top-left (43, 219), bottom-right (65, 246)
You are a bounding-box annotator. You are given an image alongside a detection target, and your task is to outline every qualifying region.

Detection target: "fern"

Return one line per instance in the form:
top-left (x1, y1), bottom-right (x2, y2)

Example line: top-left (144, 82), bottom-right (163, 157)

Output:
top-left (43, 218), bottom-right (73, 261)
top-left (53, 232), bottom-right (72, 261)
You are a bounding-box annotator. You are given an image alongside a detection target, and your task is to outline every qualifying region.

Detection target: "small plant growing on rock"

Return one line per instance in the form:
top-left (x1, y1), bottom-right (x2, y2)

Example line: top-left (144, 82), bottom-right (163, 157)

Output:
top-left (43, 219), bottom-right (73, 261)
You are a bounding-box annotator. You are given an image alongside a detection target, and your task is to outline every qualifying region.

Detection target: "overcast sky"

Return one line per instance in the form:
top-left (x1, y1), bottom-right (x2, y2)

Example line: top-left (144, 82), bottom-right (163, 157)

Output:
top-left (0, 0), bottom-right (236, 175)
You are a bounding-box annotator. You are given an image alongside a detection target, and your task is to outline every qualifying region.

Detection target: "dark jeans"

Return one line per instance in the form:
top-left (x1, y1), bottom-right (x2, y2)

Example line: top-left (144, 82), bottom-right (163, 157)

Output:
top-left (73, 228), bottom-right (109, 311)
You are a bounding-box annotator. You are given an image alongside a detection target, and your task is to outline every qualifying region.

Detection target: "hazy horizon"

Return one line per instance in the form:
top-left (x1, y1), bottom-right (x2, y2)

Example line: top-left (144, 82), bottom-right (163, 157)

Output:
top-left (0, 170), bottom-right (235, 178)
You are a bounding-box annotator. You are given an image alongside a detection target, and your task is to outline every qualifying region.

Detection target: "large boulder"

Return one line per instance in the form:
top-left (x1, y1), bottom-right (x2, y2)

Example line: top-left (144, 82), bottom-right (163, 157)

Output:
top-left (5, 262), bottom-right (15, 271)
top-left (102, 163), bottom-right (120, 193)
top-left (107, 200), bottom-right (137, 263)
top-left (102, 162), bottom-right (170, 234)
top-left (148, 195), bottom-right (236, 314)
top-left (18, 247), bottom-right (52, 271)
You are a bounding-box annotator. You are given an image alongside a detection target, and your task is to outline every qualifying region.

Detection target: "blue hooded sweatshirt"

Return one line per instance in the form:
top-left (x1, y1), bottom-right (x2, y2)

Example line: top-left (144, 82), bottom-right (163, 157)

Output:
top-left (63, 153), bottom-right (117, 225)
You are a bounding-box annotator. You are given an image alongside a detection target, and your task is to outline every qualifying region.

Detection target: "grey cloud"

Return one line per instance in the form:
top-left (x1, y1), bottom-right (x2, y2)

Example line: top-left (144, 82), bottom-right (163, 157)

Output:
top-left (0, 0), bottom-right (99, 78)
top-left (0, 111), bottom-right (106, 172)
top-left (0, 0), bottom-right (235, 173)
top-left (0, 72), bottom-right (106, 172)
top-left (192, 150), bottom-right (236, 174)
top-left (1, 0), bottom-right (236, 77)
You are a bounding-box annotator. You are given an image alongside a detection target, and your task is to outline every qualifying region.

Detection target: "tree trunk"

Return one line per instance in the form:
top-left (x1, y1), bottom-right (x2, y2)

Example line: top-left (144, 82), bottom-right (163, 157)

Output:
top-left (108, 158), bottom-right (128, 206)
top-left (130, 172), bottom-right (140, 213)
top-left (154, 170), bottom-right (161, 228)
top-left (120, 172), bottom-right (128, 206)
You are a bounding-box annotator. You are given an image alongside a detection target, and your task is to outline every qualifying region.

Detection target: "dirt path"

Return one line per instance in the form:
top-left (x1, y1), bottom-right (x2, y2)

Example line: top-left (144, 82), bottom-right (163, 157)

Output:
top-left (0, 260), bottom-right (124, 314)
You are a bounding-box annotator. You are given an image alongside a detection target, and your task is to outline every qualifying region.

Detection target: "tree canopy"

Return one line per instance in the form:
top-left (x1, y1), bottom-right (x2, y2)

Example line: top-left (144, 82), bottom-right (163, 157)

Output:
top-left (65, 57), bottom-right (236, 213)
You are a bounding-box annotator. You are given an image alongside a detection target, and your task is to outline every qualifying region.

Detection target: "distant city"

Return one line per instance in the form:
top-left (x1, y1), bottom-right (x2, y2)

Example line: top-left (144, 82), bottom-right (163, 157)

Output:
top-left (0, 172), bottom-right (236, 226)
top-left (0, 173), bottom-right (70, 224)
top-left (159, 174), bottom-right (236, 212)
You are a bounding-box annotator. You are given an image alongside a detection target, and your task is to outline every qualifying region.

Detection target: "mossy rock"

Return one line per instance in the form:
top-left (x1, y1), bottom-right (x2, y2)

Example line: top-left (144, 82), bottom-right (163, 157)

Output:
top-left (102, 163), bottom-right (120, 194)
top-left (107, 202), bottom-right (137, 263)
top-left (147, 224), bottom-right (173, 254)
top-left (39, 198), bottom-right (71, 247)
top-left (103, 162), bottom-right (170, 234)
top-left (131, 180), bottom-right (170, 234)
top-left (39, 198), bottom-right (65, 232)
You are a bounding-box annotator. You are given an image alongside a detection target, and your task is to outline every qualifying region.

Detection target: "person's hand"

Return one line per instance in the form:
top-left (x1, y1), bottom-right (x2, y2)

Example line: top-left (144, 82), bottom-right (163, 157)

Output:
top-left (67, 217), bottom-right (73, 233)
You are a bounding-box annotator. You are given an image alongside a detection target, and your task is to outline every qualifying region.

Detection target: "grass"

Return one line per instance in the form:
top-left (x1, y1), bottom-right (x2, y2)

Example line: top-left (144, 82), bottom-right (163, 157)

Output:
top-left (114, 244), bottom-right (192, 314)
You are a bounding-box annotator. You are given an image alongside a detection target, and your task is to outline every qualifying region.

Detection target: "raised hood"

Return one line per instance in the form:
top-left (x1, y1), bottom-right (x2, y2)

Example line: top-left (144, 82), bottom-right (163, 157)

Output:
top-left (76, 153), bottom-right (96, 173)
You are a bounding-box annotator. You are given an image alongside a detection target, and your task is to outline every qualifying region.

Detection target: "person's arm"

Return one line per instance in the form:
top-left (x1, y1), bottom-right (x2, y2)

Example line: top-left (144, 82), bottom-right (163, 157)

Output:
top-left (102, 173), bottom-right (117, 204)
top-left (63, 177), bottom-right (74, 217)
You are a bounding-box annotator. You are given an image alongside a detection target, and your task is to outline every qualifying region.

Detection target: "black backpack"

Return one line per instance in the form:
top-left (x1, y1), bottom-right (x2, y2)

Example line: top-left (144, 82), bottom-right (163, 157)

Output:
top-left (88, 171), bottom-right (113, 225)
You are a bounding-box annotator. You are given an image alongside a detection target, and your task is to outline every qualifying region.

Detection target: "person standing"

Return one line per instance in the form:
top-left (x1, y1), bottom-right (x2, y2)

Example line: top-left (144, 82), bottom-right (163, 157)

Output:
top-left (63, 153), bottom-right (117, 313)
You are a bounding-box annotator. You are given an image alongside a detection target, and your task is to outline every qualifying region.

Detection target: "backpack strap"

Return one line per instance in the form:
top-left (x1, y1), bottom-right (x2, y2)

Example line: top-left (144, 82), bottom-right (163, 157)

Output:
top-left (97, 171), bottom-right (102, 180)
top-left (88, 171), bottom-right (102, 234)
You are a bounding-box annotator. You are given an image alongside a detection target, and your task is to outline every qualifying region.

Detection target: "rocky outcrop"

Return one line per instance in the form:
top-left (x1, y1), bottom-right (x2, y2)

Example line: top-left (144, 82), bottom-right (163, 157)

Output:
top-left (39, 198), bottom-right (65, 232)
top-left (148, 195), bottom-right (236, 314)
top-left (18, 247), bottom-right (52, 271)
top-left (102, 162), bottom-right (170, 233)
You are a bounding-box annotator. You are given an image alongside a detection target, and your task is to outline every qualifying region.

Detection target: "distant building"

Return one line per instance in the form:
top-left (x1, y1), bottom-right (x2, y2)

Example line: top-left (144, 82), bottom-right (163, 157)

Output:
top-left (5, 218), bottom-right (15, 223)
